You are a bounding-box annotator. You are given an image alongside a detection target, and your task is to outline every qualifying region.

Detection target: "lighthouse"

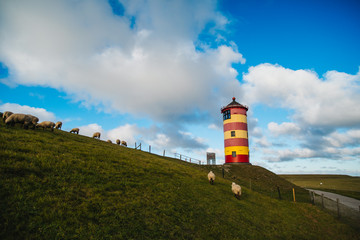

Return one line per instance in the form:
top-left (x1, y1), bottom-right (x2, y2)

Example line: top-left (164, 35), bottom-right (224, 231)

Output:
top-left (221, 97), bottom-right (250, 164)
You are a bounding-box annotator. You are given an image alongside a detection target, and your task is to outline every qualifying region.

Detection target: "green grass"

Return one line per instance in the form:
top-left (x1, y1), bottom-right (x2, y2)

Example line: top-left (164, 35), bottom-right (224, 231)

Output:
top-left (280, 174), bottom-right (360, 200)
top-left (1, 121), bottom-right (359, 239)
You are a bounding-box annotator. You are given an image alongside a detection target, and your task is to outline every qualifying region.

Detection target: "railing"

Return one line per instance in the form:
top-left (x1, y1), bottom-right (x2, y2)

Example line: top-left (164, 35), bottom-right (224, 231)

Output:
top-left (133, 142), bottom-right (205, 165)
top-left (174, 153), bottom-right (203, 165)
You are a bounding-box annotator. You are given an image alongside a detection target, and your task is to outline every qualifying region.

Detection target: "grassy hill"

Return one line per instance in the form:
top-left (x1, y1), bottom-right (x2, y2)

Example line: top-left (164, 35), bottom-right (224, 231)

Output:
top-left (1, 120), bottom-right (359, 239)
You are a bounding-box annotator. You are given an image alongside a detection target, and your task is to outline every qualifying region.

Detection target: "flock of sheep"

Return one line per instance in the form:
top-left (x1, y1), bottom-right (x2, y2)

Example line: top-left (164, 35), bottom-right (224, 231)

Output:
top-left (2, 111), bottom-right (127, 146)
top-left (3, 111), bottom-right (241, 197)
top-left (207, 171), bottom-right (242, 199)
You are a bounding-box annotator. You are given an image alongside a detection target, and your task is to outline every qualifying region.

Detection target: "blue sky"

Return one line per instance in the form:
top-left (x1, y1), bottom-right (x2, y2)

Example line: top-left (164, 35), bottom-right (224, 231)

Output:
top-left (1, 0), bottom-right (359, 175)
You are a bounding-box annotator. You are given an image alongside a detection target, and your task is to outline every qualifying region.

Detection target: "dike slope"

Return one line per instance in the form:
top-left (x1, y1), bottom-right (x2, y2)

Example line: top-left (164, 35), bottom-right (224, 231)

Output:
top-left (0, 120), bottom-right (359, 239)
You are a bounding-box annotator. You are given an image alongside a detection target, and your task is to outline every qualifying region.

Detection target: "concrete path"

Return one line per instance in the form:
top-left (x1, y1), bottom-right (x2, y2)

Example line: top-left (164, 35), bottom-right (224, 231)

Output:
top-left (307, 189), bottom-right (360, 211)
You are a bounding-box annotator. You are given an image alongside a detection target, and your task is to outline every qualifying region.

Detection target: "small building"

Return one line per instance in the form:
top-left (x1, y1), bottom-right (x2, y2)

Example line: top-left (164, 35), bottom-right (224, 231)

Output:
top-left (221, 97), bottom-right (250, 164)
top-left (207, 152), bottom-right (216, 165)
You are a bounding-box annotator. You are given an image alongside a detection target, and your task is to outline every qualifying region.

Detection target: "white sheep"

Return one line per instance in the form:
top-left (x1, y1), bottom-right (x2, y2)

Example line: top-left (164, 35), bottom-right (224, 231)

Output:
top-left (5, 113), bottom-right (37, 129)
top-left (208, 171), bottom-right (215, 185)
top-left (116, 139), bottom-right (120, 145)
top-left (92, 132), bottom-right (101, 139)
top-left (2, 111), bottom-right (13, 122)
top-left (36, 121), bottom-right (55, 131)
top-left (70, 128), bottom-right (79, 134)
top-left (232, 182), bottom-right (242, 199)
top-left (55, 121), bottom-right (62, 130)
top-left (121, 140), bottom-right (127, 146)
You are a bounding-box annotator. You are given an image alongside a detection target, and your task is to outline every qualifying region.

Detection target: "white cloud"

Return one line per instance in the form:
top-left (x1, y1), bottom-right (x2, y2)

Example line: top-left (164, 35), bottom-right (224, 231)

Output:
top-left (0, 103), bottom-right (56, 122)
top-left (0, 0), bottom-right (245, 123)
top-left (264, 148), bottom-right (317, 162)
top-left (268, 122), bottom-right (301, 136)
top-left (323, 129), bottom-right (360, 148)
top-left (242, 64), bottom-right (360, 127)
top-left (254, 136), bottom-right (272, 148)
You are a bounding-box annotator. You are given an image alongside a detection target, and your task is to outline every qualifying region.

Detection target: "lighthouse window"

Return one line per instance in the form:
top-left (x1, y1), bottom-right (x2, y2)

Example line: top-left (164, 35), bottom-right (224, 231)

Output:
top-left (231, 131), bottom-right (235, 137)
top-left (232, 151), bottom-right (236, 157)
top-left (223, 110), bottom-right (231, 120)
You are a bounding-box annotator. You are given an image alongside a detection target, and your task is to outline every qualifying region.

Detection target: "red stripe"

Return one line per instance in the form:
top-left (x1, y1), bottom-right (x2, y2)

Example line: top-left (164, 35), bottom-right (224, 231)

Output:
top-left (230, 108), bottom-right (247, 115)
top-left (225, 155), bottom-right (249, 163)
top-left (223, 122), bottom-right (248, 131)
top-left (224, 138), bottom-right (249, 147)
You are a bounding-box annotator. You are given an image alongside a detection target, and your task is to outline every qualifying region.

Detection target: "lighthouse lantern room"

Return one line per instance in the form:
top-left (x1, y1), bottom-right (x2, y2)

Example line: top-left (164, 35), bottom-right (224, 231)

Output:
top-left (221, 97), bottom-right (250, 164)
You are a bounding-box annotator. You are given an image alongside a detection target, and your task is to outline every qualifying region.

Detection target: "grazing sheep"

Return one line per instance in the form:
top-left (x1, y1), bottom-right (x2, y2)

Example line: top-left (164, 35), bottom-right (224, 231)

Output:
top-left (208, 171), bottom-right (215, 185)
top-left (107, 140), bottom-right (112, 143)
top-left (37, 121), bottom-right (55, 131)
top-left (26, 114), bottom-right (39, 129)
top-left (3, 111), bottom-right (13, 122)
top-left (5, 113), bottom-right (35, 129)
top-left (92, 132), bottom-right (101, 139)
top-left (70, 128), bottom-right (79, 134)
top-left (55, 121), bottom-right (62, 130)
top-left (232, 182), bottom-right (242, 199)
top-left (116, 139), bottom-right (120, 145)
top-left (121, 140), bottom-right (127, 146)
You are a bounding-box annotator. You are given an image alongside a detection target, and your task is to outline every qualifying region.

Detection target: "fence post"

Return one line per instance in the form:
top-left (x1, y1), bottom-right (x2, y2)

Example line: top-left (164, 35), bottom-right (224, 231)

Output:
top-left (337, 198), bottom-right (340, 218)
top-left (309, 191), bottom-right (314, 204)
top-left (163, 150), bottom-right (165, 156)
top-left (277, 186), bottom-right (281, 200)
top-left (292, 188), bottom-right (296, 202)
top-left (313, 191), bottom-right (316, 204)
top-left (321, 194), bottom-right (324, 208)
top-left (149, 145), bottom-right (151, 153)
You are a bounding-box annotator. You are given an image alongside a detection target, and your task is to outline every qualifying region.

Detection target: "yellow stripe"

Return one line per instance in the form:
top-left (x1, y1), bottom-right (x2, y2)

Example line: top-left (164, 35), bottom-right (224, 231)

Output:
top-left (223, 114), bottom-right (247, 124)
top-left (225, 146), bottom-right (249, 155)
top-left (224, 130), bottom-right (248, 139)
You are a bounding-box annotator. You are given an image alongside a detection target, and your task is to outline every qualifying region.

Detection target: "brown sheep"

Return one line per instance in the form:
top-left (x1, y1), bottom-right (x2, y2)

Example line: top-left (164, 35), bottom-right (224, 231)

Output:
top-left (93, 132), bottom-right (101, 139)
top-left (36, 121), bottom-right (56, 131)
top-left (2, 111), bottom-right (13, 122)
top-left (5, 113), bottom-right (36, 129)
top-left (116, 139), bottom-right (120, 145)
top-left (26, 114), bottom-right (39, 129)
top-left (121, 140), bottom-right (127, 147)
top-left (70, 128), bottom-right (79, 134)
top-left (55, 121), bottom-right (62, 130)
top-left (107, 140), bottom-right (112, 143)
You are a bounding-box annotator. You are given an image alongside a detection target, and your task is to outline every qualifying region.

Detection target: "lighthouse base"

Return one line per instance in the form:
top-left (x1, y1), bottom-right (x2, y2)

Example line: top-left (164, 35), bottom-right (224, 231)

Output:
top-left (225, 155), bottom-right (250, 164)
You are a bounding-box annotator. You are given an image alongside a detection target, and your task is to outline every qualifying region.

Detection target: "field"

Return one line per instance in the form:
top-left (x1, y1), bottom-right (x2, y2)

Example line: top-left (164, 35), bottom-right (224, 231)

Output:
top-left (280, 174), bottom-right (360, 200)
top-left (1, 120), bottom-right (359, 239)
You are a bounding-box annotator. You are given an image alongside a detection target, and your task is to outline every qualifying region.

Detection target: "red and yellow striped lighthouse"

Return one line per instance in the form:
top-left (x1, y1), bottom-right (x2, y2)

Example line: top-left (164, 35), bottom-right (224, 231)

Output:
top-left (221, 97), bottom-right (250, 164)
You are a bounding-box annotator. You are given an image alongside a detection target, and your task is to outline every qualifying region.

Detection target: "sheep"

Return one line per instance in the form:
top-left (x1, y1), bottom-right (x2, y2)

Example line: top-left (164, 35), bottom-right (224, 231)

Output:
top-left (107, 140), bottom-right (112, 143)
top-left (208, 171), bottom-right (215, 185)
top-left (26, 114), bottom-right (39, 129)
top-left (92, 132), bottom-right (101, 139)
top-left (231, 182), bottom-right (242, 199)
top-left (55, 121), bottom-right (62, 130)
top-left (5, 113), bottom-right (35, 129)
top-left (3, 111), bottom-right (13, 122)
top-left (121, 140), bottom-right (127, 146)
top-left (70, 128), bottom-right (79, 134)
top-left (36, 121), bottom-right (55, 131)
top-left (116, 139), bottom-right (120, 145)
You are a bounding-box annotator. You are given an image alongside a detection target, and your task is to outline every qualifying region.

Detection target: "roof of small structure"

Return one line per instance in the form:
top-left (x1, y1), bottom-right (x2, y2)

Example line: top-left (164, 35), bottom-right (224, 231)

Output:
top-left (221, 97), bottom-right (248, 112)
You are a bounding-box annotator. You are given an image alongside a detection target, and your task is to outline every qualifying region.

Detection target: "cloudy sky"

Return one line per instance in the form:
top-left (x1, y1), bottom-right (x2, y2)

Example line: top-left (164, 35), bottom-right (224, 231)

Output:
top-left (1, 0), bottom-right (359, 175)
